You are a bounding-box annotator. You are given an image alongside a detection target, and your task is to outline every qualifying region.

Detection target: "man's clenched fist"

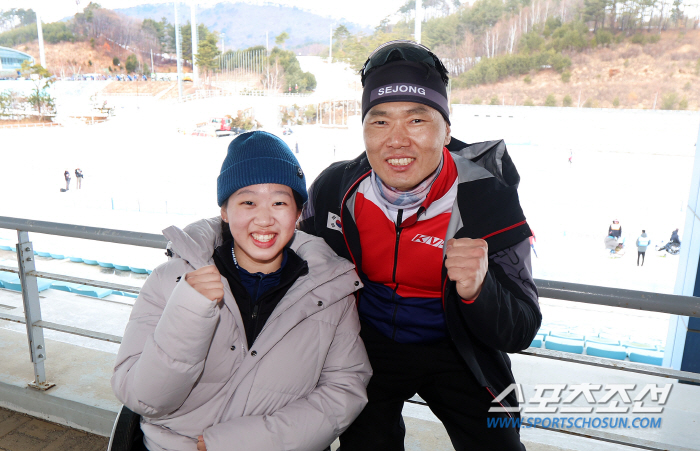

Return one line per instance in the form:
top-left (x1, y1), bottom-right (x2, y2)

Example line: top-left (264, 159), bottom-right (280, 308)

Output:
top-left (444, 238), bottom-right (488, 301)
top-left (185, 265), bottom-right (224, 302)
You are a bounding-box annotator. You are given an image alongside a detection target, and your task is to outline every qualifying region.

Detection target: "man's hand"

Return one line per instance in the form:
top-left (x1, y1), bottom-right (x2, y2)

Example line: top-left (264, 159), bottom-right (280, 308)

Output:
top-left (197, 435), bottom-right (207, 451)
top-left (444, 238), bottom-right (488, 301)
top-left (185, 265), bottom-right (224, 302)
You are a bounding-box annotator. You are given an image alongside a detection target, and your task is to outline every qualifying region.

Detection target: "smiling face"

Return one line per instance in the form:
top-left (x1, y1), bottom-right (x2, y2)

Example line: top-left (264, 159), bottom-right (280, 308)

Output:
top-left (363, 101), bottom-right (451, 191)
top-left (220, 183), bottom-right (301, 274)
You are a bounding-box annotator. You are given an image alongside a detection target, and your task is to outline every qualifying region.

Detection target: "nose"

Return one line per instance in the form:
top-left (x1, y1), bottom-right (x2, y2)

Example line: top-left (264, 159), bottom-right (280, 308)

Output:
top-left (254, 205), bottom-right (274, 227)
top-left (386, 123), bottom-right (410, 149)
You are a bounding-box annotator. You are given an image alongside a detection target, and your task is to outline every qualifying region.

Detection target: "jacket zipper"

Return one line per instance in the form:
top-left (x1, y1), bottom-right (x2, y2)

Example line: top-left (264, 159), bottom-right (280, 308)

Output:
top-left (390, 209), bottom-right (403, 340)
top-left (251, 273), bottom-right (263, 342)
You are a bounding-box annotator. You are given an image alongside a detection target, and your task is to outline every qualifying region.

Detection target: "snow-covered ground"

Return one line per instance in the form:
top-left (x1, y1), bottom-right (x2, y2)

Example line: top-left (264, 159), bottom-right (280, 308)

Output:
top-left (2, 72), bottom-right (700, 351)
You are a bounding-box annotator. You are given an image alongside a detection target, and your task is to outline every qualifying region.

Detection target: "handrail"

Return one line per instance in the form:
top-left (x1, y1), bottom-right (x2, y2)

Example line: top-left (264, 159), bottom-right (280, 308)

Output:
top-left (0, 216), bottom-right (168, 249)
top-left (2, 215), bottom-right (699, 449)
top-left (0, 264), bottom-right (141, 294)
top-left (535, 279), bottom-right (700, 317)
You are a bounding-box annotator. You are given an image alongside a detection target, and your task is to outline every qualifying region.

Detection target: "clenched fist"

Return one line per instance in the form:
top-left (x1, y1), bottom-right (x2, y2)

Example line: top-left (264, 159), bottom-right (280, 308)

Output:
top-left (444, 238), bottom-right (488, 301)
top-left (185, 265), bottom-right (224, 302)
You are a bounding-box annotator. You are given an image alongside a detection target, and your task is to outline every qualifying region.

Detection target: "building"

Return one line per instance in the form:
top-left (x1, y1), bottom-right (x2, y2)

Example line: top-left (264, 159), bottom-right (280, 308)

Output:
top-left (0, 45), bottom-right (34, 78)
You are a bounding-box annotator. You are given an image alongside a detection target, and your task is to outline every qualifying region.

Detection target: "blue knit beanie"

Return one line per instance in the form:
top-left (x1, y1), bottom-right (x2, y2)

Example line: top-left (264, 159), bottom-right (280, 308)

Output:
top-left (217, 131), bottom-right (308, 207)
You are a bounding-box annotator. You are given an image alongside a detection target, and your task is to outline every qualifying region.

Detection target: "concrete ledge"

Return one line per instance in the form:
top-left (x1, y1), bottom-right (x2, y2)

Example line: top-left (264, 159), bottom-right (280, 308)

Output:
top-left (0, 327), bottom-right (119, 437)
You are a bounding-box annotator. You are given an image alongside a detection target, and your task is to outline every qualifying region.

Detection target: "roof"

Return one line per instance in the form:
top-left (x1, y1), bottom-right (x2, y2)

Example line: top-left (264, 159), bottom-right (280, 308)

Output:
top-left (0, 46), bottom-right (34, 61)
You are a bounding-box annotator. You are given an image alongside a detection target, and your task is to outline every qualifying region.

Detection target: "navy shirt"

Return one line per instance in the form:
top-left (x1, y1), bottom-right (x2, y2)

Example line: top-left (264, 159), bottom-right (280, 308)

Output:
top-left (235, 247), bottom-right (288, 302)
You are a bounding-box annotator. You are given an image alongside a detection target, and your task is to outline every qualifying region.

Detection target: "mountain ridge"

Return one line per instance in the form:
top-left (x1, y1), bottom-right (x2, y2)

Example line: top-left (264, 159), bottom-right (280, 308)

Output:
top-left (114, 2), bottom-right (372, 50)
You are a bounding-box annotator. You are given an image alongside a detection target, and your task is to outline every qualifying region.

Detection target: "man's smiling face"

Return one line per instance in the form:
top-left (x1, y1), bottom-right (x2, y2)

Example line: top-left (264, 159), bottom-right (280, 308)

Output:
top-left (363, 101), bottom-right (451, 191)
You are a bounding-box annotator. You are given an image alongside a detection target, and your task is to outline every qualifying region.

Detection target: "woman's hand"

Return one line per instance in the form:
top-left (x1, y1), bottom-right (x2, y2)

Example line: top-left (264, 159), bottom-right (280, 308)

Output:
top-left (197, 435), bottom-right (207, 451)
top-left (185, 265), bottom-right (224, 302)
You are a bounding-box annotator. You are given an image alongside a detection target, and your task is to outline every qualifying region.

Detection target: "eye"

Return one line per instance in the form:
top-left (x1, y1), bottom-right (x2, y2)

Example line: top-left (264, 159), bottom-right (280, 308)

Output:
top-left (273, 201), bottom-right (288, 206)
top-left (240, 201), bottom-right (254, 206)
top-left (411, 118), bottom-right (423, 124)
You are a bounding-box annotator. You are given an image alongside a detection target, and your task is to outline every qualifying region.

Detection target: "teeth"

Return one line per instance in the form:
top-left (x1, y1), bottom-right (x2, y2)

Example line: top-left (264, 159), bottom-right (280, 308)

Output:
top-left (252, 233), bottom-right (274, 242)
top-left (387, 158), bottom-right (414, 166)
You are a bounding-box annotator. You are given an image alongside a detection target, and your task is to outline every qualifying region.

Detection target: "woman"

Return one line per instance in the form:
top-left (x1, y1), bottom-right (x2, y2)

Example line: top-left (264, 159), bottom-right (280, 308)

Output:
top-left (112, 131), bottom-right (371, 451)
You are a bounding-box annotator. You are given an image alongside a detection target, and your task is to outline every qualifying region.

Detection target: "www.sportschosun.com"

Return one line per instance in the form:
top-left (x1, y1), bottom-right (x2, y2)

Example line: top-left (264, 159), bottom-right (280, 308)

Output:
top-left (487, 416), bottom-right (662, 429)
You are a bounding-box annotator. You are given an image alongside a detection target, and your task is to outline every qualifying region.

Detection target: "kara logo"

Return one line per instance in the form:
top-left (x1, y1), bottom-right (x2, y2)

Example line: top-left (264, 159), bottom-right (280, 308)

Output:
top-left (327, 212), bottom-right (342, 233)
top-left (378, 84), bottom-right (426, 96)
top-left (411, 234), bottom-right (444, 249)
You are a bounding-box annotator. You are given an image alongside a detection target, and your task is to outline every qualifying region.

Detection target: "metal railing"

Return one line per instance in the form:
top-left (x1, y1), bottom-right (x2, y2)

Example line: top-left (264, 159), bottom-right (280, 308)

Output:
top-left (1, 215), bottom-right (699, 450)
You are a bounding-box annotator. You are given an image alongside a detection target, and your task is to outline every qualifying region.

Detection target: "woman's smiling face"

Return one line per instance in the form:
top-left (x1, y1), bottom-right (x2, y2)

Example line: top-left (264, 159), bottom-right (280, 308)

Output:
top-left (221, 183), bottom-right (300, 274)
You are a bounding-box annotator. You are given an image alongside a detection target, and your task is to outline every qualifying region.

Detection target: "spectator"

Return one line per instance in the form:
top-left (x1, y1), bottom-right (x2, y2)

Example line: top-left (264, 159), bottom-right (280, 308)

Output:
top-left (608, 219), bottom-right (622, 238)
top-left (299, 40), bottom-right (539, 451)
top-left (112, 131), bottom-right (370, 451)
top-left (670, 228), bottom-right (680, 245)
top-left (75, 168), bottom-right (84, 189)
top-left (636, 230), bottom-right (651, 266)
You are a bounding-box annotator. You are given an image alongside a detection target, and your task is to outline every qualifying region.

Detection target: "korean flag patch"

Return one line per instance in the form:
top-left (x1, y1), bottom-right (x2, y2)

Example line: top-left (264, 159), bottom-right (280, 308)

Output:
top-left (327, 212), bottom-right (342, 233)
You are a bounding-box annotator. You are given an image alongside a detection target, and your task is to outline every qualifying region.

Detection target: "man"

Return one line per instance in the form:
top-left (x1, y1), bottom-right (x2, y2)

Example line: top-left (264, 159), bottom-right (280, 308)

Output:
top-left (608, 219), bottom-right (622, 238)
top-left (670, 228), bottom-right (680, 245)
top-left (75, 168), bottom-right (84, 189)
top-left (636, 230), bottom-right (651, 266)
top-left (298, 40), bottom-right (540, 450)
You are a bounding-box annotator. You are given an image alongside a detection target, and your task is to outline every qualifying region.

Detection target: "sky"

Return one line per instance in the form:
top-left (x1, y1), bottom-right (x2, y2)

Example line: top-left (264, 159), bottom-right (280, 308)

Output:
top-left (13, 0), bottom-right (409, 28)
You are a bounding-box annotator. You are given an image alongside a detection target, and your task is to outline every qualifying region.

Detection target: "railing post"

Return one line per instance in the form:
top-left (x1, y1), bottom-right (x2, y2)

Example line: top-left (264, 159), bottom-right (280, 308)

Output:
top-left (16, 230), bottom-right (55, 391)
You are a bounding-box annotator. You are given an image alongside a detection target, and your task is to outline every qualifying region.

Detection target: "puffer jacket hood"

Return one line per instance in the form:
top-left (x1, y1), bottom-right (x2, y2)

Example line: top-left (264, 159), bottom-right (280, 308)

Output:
top-left (112, 218), bottom-right (370, 451)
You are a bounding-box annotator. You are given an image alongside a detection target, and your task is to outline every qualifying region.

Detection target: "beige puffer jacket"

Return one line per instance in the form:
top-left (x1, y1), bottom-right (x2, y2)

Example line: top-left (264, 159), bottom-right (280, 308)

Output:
top-left (111, 218), bottom-right (371, 451)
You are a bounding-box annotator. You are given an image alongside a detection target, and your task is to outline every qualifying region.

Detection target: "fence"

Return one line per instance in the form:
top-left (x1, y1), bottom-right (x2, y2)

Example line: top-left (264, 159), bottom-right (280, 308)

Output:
top-left (0, 122), bottom-right (61, 129)
top-left (1, 215), bottom-right (699, 449)
top-left (176, 88), bottom-right (313, 103)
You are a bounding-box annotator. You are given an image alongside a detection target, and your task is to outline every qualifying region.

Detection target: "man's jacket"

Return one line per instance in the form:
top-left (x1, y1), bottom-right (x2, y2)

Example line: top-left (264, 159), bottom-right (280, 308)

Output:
top-left (298, 137), bottom-right (541, 411)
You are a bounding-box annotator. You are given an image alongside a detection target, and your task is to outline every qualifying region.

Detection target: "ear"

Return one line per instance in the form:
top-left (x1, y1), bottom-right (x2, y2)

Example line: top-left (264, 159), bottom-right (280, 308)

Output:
top-left (443, 123), bottom-right (451, 146)
top-left (295, 209), bottom-right (302, 222)
top-left (221, 205), bottom-right (228, 223)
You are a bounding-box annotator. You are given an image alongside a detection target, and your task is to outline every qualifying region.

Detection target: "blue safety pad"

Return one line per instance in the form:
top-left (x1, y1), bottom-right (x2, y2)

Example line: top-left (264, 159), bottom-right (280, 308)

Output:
top-left (623, 341), bottom-right (657, 351)
top-left (129, 267), bottom-right (148, 274)
top-left (112, 291), bottom-right (139, 298)
top-left (69, 257), bottom-right (84, 263)
top-left (114, 264), bottom-right (131, 271)
top-left (0, 272), bottom-right (19, 288)
top-left (530, 338), bottom-right (543, 348)
top-left (49, 254), bottom-right (65, 260)
top-left (586, 343), bottom-right (627, 360)
top-left (97, 261), bottom-right (115, 268)
top-left (1, 276), bottom-right (52, 292)
top-left (629, 350), bottom-right (664, 366)
top-left (585, 335), bottom-right (620, 345)
top-left (550, 331), bottom-right (584, 341)
top-left (50, 281), bottom-right (83, 292)
top-left (83, 259), bottom-right (98, 265)
top-left (545, 336), bottom-right (584, 354)
top-left (71, 285), bottom-right (113, 298)
top-left (36, 251), bottom-right (52, 257)
top-left (0, 244), bottom-right (13, 251)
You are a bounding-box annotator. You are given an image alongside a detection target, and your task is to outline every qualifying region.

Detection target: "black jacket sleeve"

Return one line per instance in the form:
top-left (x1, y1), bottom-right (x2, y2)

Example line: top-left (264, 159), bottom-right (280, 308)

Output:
top-left (447, 238), bottom-right (541, 353)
